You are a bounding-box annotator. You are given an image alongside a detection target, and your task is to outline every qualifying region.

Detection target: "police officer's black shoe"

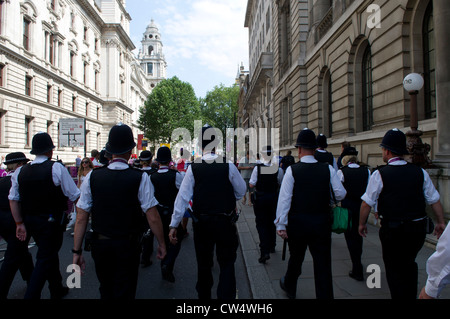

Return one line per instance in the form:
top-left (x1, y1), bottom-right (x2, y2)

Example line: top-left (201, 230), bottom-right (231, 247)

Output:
top-left (161, 265), bottom-right (175, 283)
top-left (279, 277), bottom-right (295, 299)
top-left (258, 254), bottom-right (270, 264)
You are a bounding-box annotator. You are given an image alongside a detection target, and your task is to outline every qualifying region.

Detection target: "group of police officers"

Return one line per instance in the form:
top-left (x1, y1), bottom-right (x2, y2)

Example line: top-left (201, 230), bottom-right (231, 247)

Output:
top-left (0, 122), bottom-right (446, 300)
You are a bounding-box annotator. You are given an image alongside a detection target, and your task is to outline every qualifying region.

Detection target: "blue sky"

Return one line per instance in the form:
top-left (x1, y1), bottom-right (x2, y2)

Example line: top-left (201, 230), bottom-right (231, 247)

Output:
top-left (126, 0), bottom-right (249, 99)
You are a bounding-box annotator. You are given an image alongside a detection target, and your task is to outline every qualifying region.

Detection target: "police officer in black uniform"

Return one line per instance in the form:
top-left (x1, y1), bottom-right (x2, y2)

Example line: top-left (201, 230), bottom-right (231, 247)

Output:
top-left (314, 134), bottom-right (338, 170)
top-left (73, 123), bottom-right (166, 299)
top-left (0, 152), bottom-right (33, 299)
top-left (275, 128), bottom-right (346, 299)
top-left (249, 145), bottom-right (284, 263)
top-left (9, 133), bottom-right (81, 299)
top-left (359, 128), bottom-right (446, 299)
top-left (336, 147), bottom-right (371, 281)
top-left (139, 150), bottom-right (157, 267)
top-left (169, 125), bottom-right (246, 299)
top-left (151, 146), bottom-right (185, 282)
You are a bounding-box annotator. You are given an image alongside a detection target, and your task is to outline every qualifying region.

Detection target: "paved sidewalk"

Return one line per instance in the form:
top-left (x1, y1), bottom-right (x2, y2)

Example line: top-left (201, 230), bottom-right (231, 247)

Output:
top-left (236, 199), bottom-right (450, 299)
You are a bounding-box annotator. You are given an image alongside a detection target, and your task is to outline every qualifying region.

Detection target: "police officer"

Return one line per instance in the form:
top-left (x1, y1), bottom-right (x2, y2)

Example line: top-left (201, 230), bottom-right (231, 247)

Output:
top-left (9, 133), bottom-right (81, 299)
top-left (169, 125), bottom-right (246, 299)
top-left (151, 146), bottom-right (185, 282)
top-left (275, 128), bottom-right (346, 299)
top-left (73, 123), bottom-right (166, 299)
top-left (336, 147), bottom-right (371, 281)
top-left (314, 134), bottom-right (338, 171)
top-left (0, 152), bottom-right (33, 299)
top-left (249, 145), bottom-right (284, 263)
top-left (359, 128), bottom-right (446, 299)
top-left (139, 150), bottom-right (157, 267)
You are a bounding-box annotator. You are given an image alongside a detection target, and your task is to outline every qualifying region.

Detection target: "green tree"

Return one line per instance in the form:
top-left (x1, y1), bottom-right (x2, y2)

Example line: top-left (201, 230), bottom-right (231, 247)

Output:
top-left (200, 84), bottom-right (240, 160)
top-left (138, 76), bottom-right (200, 147)
top-left (200, 84), bottom-right (240, 136)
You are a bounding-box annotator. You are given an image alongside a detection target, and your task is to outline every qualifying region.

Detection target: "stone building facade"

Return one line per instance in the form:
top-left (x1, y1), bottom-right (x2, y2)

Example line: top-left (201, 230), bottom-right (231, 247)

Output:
top-left (0, 0), bottom-right (164, 164)
top-left (239, 0), bottom-right (450, 224)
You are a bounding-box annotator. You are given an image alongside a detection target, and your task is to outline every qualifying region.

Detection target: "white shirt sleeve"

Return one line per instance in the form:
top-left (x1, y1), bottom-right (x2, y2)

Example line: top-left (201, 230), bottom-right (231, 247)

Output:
top-left (139, 173), bottom-right (159, 213)
top-left (229, 163), bottom-right (246, 200)
top-left (422, 169), bottom-right (440, 205)
top-left (425, 224), bottom-right (450, 298)
top-left (249, 166), bottom-right (258, 186)
top-left (171, 166), bottom-right (195, 228)
top-left (361, 170), bottom-right (383, 207)
top-left (52, 162), bottom-right (80, 202)
top-left (330, 165), bottom-right (346, 201)
top-left (274, 166), bottom-right (294, 231)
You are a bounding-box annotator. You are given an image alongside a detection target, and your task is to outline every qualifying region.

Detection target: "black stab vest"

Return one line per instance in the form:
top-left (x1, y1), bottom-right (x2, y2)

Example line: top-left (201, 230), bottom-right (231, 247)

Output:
top-left (151, 170), bottom-right (179, 207)
top-left (255, 164), bottom-right (279, 193)
top-left (18, 160), bottom-right (67, 216)
top-left (377, 164), bottom-right (426, 221)
top-left (191, 160), bottom-right (236, 215)
top-left (90, 166), bottom-right (143, 238)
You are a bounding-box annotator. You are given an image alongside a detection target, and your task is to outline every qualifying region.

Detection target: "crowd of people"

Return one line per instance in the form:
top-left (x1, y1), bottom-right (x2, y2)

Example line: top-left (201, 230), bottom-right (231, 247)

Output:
top-left (0, 124), bottom-right (448, 300)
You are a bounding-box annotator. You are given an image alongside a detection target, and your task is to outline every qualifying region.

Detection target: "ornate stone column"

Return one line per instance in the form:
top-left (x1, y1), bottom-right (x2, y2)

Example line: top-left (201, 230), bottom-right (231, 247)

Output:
top-left (433, 0), bottom-right (450, 167)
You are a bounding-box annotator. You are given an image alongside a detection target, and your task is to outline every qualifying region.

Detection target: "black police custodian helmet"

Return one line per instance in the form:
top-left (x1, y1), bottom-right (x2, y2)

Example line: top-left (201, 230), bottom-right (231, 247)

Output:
top-left (30, 132), bottom-right (55, 155)
top-left (316, 134), bottom-right (328, 148)
top-left (295, 128), bottom-right (317, 149)
top-left (139, 150), bottom-right (153, 161)
top-left (341, 146), bottom-right (358, 157)
top-left (4, 152), bottom-right (30, 165)
top-left (156, 146), bottom-right (171, 163)
top-left (380, 128), bottom-right (408, 155)
top-left (105, 123), bottom-right (136, 155)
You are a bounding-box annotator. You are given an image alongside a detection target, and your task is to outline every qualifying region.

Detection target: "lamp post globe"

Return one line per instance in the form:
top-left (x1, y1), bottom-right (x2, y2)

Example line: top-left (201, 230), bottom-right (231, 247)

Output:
top-left (403, 73), bottom-right (424, 92)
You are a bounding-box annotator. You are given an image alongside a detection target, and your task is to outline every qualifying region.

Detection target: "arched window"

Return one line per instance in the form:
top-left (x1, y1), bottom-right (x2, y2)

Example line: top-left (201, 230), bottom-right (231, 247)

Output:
top-left (423, 2), bottom-right (435, 119)
top-left (362, 45), bottom-right (373, 131)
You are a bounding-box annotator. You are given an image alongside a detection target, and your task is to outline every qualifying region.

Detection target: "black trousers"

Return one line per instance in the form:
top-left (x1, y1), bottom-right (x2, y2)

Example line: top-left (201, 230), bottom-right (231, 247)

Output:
top-left (158, 207), bottom-right (185, 272)
top-left (253, 192), bottom-right (277, 256)
top-left (193, 215), bottom-right (239, 299)
top-left (379, 218), bottom-right (426, 299)
top-left (22, 214), bottom-right (65, 299)
top-left (285, 216), bottom-right (333, 299)
top-left (0, 212), bottom-right (34, 299)
top-left (91, 236), bottom-right (141, 299)
top-left (343, 199), bottom-right (363, 276)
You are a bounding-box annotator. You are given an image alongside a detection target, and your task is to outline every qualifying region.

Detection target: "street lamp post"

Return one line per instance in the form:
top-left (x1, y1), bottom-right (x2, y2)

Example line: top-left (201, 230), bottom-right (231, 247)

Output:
top-left (403, 73), bottom-right (432, 167)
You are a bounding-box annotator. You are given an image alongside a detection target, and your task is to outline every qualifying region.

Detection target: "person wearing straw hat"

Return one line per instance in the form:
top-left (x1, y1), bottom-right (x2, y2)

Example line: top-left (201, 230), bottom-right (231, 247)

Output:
top-left (169, 125), bottom-right (246, 299)
top-left (359, 128), bottom-right (446, 299)
top-left (9, 133), bottom-right (81, 299)
top-left (249, 145), bottom-right (284, 264)
top-left (0, 152), bottom-right (33, 299)
top-left (336, 146), bottom-right (371, 281)
top-left (275, 128), bottom-right (346, 299)
top-left (73, 123), bottom-right (166, 299)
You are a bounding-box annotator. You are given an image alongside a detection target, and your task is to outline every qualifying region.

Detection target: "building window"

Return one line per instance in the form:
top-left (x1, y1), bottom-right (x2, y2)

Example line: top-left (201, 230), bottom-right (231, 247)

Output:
top-left (83, 62), bottom-right (88, 85)
top-left (85, 101), bottom-right (89, 117)
top-left (72, 95), bottom-right (77, 112)
top-left (423, 2), bottom-right (436, 119)
top-left (49, 34), bottom-right (55, 65)
top-left (70, 51), bottom-right (75, 77)
top-left (25, 75), bottom-right (32, 96)
top-left (47, 84), bottom-right (52, 103)
top-left (0, 0), bottom-right (4, 35)
top-left (281, 94), bottom-right (293, 146)
top-left (278, 2), bottom-right (291, 76)
top-left (23, 18), bottom-right (31, 51)
top-left (0, 64), bottom-right (4, 87)
top-left (362, 45), bottom-right (374, 131)
top-left (94, 70), bottom-right (99, 91)
top-left (25, 117), bottom-right (32, 146)
top-left (97, 106), bottom-right (100, 120)
top-left (58, 89), bottom-right (63, 106)
top-left (147, 63), bottom-right (153, 75)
